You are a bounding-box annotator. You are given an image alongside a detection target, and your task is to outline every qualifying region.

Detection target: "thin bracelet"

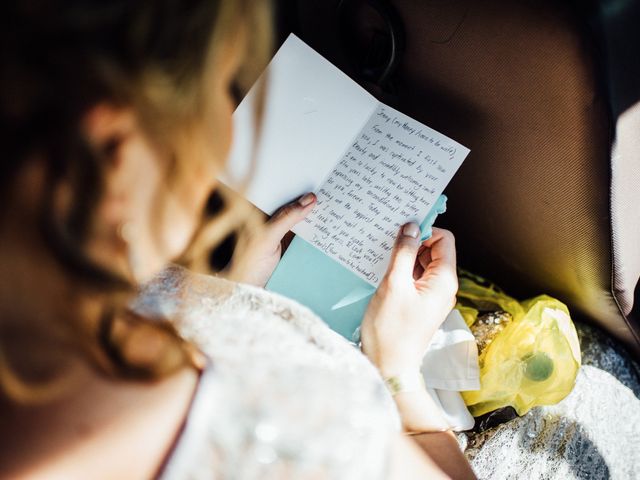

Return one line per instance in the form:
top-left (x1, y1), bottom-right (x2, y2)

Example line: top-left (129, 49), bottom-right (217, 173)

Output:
top-left (383, 371), bottom-right (426, 396)
top-left (384, 373), bottom-right (452, 434)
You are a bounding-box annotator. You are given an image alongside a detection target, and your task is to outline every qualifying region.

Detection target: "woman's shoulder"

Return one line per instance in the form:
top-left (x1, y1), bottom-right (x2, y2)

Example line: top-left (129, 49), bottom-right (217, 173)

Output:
top-left (137, 266), bottom-right (401, 479)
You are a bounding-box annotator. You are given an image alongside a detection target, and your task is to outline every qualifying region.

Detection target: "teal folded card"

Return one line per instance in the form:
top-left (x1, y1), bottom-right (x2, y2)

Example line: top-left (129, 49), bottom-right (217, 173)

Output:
top-left (267, 195), bottom-right (448, 340)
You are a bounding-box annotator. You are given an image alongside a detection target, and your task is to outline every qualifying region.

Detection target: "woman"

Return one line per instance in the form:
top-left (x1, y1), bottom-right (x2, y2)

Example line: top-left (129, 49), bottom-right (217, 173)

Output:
top-left (0, 0), bottom-right (475, 478)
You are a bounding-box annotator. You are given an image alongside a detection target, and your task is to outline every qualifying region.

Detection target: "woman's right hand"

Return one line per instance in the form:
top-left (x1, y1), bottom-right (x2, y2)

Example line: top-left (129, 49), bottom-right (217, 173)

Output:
top-left (361, 225), bottom-right (458, 377)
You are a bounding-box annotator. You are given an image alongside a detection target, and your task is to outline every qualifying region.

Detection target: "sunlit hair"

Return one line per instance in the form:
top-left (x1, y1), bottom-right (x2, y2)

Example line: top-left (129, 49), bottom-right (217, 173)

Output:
top-left (0, 0), bottom-right (272, 399)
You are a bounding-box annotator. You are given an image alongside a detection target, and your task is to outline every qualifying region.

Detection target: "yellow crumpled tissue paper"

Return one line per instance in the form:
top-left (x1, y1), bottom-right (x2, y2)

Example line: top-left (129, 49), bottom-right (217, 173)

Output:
top-left (457, 271), bottom-right (581, 417)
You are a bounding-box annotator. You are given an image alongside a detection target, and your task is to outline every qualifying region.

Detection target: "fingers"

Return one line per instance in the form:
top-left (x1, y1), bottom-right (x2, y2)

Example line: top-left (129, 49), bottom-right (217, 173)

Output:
top-left (265, 192), bottom-right (316, 245)
top-left (386, 222), bottom-right (421, 283)
top-left (420, 228), bottom-right (456, 272)
top-left (413, 245), bottom-right (430, 279)
top-left (416, 227), bottom-right (457, 295)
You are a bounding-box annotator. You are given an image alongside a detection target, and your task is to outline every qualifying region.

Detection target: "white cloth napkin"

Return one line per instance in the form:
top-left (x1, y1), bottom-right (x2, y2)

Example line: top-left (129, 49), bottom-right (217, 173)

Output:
top-left (421, 309), bottom-right (480, 431)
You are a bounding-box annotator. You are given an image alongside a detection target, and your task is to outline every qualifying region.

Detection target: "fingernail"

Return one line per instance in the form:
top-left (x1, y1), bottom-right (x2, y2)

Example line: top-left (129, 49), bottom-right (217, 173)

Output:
top-left (402, 222), bottom-right (420, 239)
top-left (298, 192), bottom-right (315, 207)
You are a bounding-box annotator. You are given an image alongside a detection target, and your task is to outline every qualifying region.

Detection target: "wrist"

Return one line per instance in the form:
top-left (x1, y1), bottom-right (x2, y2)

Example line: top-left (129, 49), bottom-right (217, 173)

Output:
top-left (361, 343), bottom-right (422, 378)
top-left (392, 389), bottom-right (450, 434)
top-left (380, 371), bottom-right (450, 433)
top-left (361, 332), bottom-right (435, 378)
top-left (375, 356), bottom-right (424, 378)
top-left (383, 371), bottom-right (425, 396)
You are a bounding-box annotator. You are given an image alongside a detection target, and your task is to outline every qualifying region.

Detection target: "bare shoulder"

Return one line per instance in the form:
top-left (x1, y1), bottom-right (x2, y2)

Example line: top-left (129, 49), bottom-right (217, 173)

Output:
top-left (0, 363), bottom-right (198, 480)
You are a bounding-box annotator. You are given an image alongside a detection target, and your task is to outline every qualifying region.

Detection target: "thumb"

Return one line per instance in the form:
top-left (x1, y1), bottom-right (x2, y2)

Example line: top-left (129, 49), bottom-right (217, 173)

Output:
top-left (386, 222), bottom-right (421, 282)
top-left (265, 192), bottom-right (316, 244)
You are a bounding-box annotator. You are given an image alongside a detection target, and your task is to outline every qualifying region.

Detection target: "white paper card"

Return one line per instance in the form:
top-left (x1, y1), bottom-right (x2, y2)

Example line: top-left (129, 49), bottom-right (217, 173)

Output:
top-left (294, 103), bottom-right (469, 285)
top-left (225, 34), bottom-right (376, 214)
top-left (223, 34), bottom-right (470, 286)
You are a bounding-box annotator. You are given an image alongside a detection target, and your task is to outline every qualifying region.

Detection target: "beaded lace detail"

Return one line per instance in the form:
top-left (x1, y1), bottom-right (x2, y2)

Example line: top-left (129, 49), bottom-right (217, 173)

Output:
top-left (133, 266), bottom-right (399, 480)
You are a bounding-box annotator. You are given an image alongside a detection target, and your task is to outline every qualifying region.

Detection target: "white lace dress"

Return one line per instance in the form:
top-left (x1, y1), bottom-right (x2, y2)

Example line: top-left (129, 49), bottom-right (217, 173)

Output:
top-left (134, 266), bottom-right (640, 480)
top-left (132, 266), bottom-right (400, 480)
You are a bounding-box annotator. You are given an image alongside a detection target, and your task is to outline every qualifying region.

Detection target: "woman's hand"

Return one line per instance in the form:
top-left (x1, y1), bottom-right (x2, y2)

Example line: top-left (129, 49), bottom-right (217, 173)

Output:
top-left (361, 224), bottom-right (458, 377)
top-left (232, 193), bottom-right (316, 287)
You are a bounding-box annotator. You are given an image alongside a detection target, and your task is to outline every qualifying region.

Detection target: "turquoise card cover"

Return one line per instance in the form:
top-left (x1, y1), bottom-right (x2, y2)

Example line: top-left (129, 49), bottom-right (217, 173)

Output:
top-left (266, 195), bottom-right (447, 340)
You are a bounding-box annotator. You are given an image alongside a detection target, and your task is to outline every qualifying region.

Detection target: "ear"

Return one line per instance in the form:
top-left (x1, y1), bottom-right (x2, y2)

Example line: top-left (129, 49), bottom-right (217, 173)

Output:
top-left (81, 103), bottom-right (138, 167)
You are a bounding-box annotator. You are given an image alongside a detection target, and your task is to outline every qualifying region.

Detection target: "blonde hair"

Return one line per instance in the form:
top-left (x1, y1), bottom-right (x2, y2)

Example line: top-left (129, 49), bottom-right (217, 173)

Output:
top-left (0, 0), bottom-right (273, 400)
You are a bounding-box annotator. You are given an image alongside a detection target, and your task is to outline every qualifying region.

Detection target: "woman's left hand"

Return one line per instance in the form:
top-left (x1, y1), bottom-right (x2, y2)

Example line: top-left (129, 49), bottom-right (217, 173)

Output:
top-left (232, 192), bottom-right (316, 287)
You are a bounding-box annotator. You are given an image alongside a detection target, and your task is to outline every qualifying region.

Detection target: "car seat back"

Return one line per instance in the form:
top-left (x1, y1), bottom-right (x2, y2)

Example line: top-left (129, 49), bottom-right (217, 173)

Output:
top-left (280, 0), bottom-right (640, 357)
